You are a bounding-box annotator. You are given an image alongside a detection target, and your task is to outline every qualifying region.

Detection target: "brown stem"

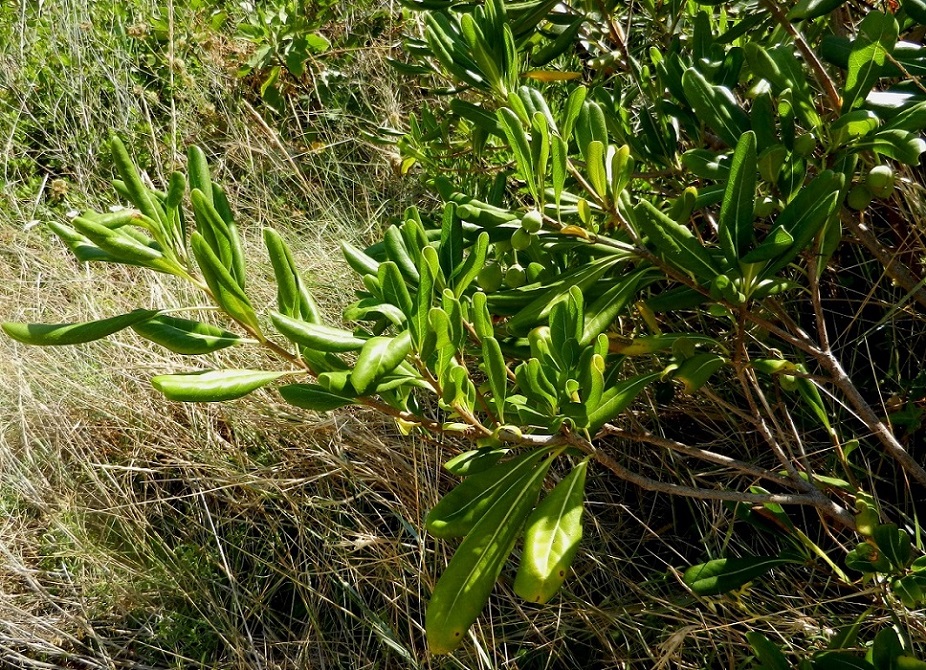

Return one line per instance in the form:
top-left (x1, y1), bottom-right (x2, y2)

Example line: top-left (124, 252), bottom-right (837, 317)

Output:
top-left (840, 210), bottom-right (926, 311)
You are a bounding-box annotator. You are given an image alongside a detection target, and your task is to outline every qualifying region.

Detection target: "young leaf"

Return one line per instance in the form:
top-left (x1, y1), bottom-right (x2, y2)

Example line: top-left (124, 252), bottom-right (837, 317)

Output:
top-left (588, 372), bottom-right (661, 434)
top-left (514, 459), bottom-right (588, 604)
top-left (3, 309), bottom-right (159, 346)
top-left (482, 336), bottom-right (508, 423)
top-left (263, 228), bottom-right (322, 323)
top-left (151, 369), bottom-right (286, 402)
top-left (439, 202), bottom-right (464, 282)
top-left (132, 315), bottom-right (244, 355)
top-left (426, 449), bottom-right (555, 653)
top-left (191, 232), bottom-right (261, 334)
top-left (718, 131), bottom-right (757, 264)
top-left (498, 106), bottom-right (537, 198)
top-left (110, 135), bottom-right (166, 227)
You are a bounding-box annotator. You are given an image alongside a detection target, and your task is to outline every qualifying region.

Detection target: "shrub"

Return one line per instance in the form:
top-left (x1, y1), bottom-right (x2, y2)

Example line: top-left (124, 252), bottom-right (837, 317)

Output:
top-left (5, 0), bottom-right (926, 659)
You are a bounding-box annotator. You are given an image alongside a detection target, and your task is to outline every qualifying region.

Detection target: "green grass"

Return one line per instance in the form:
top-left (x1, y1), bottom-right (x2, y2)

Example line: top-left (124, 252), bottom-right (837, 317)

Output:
top-left (2, 0), bottom-right (925, 668)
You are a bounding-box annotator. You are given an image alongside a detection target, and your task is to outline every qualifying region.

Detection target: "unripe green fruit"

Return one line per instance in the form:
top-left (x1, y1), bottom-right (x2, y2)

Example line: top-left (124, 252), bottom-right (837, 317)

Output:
top-left (754, 196), bottom-right (775, 218)
top-left (494, 239), bottom-right (512, 253)
top-left (511, 227), bottom-right (533, 251)
top-left (504, 263), bottom-right (526, 288)
top-left (865, 165), bottom-right (894, 198)
top-left (780, 373), bottom-right (798, 392)
top-left (847, 184), bottom-right (873, 211)
top-left (476, 264), bottom-right (504, 292)
top-left (520, 209), bottom-right (543, 233)
top-left (793, 132), bottom-right (816, 157)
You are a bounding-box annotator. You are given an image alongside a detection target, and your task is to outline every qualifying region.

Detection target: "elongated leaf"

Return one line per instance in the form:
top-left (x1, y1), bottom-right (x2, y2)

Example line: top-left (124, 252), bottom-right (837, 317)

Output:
top-left (351, 331), bottom-right (413, 394)
top-left (581, 271), bottom-right (648, 345)
top-left (718, 131), bottom-right (757, 263)
top-left (439, 202), bottom-right (464, 281)
top-left (498, 106), bottom-right (537, 197)
top-left (760, 171), bottom-right (843, 276)
top-left (788, 0), bottom-right (849, 20)
top-left (683, 554), bottom-right (800, 596)
top-left (746, 632), bottom-right (790, 670)
top-left (483, 336), bottom-right (508, 423)
top-left (673, 353), bottom-right (727, 393)
top-left (426, 449), bottom-right (555, 654)
top-left (514, 460), bottom-right (587, 603)
top-left (110, 136), bottom-right (165, 227)
top-left (132, 315), bottom-right (244, 354)
top-left (3, 309), bottom-right (158, 346)
top-left (843, 11), bottom-right (899, 112)
top-left (426, 448), bottom-right (550, 538)
top-left (278, 382), bottom-right (355, 411)
top-left (191, 232), bottom-right (261, 333)
top-left (271, 312), bottom-right (366, 352)
top-left (588, 371), bottom-right (660, 433)
top-left (378, 260), bottom-right (413, 317)
top-left (263, 228), bottom-right (322, 323)
top-left (453, 231), bottom-right (489, 297)
top-left (151, 369), bottom-right (286, 402)
top-left (635, 200), bottom-right (721, 281)
top-left (873, 523), bottom-right (912, 570)
top-left (682, 67), bottom-right (750, 147)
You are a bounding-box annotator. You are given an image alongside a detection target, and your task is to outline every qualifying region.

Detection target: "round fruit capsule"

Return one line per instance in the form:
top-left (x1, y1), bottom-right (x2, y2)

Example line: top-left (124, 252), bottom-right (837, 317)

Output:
top-left (477, 264), bottom-right (504, 292)
top-left (511, 227), bottom-right (533, 251)
top-left (865, 165), bottom-right (894, 198)
top-left (504, 264), bottom-right (526, 288)
top-left (520, 209), bottom-right (543, 233)
top-left (846, 184), bottom-right (873, 211)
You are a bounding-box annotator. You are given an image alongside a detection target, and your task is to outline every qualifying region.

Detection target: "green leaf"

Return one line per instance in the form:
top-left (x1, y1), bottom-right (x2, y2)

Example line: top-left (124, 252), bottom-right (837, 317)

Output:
top-left (378, 260), bottom-right (414, 317)
top-left (585, 140), bottom-right (608, 201)
top-left (904, 0), bottom-right (926, 24)
top-left (270, 312), bottom-right (366, 352)
top-left (635, 200), bottom-right (721, 281)
top-left (191, 189), bottom-right (246, 288)
top-left (425, 448), bottom-right (555, 654)
top-left (581, 271), bottom-right (649, 346)
top-left (3, 309), bottom-right (159, 346)
top-left (453, 231), bottom-right (489, 297)
top-left (811, 652), bottom-right (876, 670)
top-left (498, 106), bottom-right (537, 198)
top-left (759, 171), bottom-right (844, 277)
top-left (872, 628), bottom-right (903, 670)
top-left (588, 372), bottom-right (660, 434)
top-left (444, 447), bottom-right (508, 476)
top-left (351, 331), bottom-right (413, 395)
top-left (673, 353), bottom-right (727, 393)
top-left (872, 523), bottom-right (912, 570)
top-left (439, 202), bottom-right (464, 281)
top-left (278, 383), bottom-right (356, 412)
top-left (341, 240), bottom-right (380, 277)
top-left (514, 460), bottom-right (587, 604)
top-left (187, 145), bottom-right (213, 206)
top-left (829, 110), bottom-right (880, 147)
top-left (110, 135), bottom-right (166, 227)
top-left (682, 67), bottom-right (750, 147)
top-left (843, 11), bottom-right (899, 112)
top-left (746, 632), bottom-right (790, 670)
top-left (683, 554), bottom-right (800, 596)
top-left (483, 336), bottom-right (508, 423)
top-left (412, 246), bottom-right (438, 351)
top-left (426, 448), bottom-right (550, 538)
top-left (263, 228), bottom-right (322, 323)
top-left (151, 369), bottom-right (286, 402)
top-left (131, 315), bottom-right (244, 355)
top-left (788, 0), bottom-right (850, 20)
top-left (718, 131), bottom-right (757, 263)
top-left (191, 232), bottom-right (261, 334)
top-left (861, 129), bottom-right (926, 165)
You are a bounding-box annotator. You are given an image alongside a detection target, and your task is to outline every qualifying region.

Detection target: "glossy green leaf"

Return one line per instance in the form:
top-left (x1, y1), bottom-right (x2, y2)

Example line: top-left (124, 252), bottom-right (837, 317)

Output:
top-left (718, 131), bottom-right (757, 263)
top-left (904, 0), bottom-right (926, 24)
top-left (271, 312), bottom-right (366, 352)
top-left (514, 460), bottom-right (587, 604)
top-left (843, 12), bottom-right (899, 112)
top-left (3, 309), bottom-right (158, 346)
top-left (483, 336), bottom-right (508, 423)
top-left (788, 0), bottom-right (850, 21)
top-left (673, 353), bottom-right (727, 393)
top-left (453, 231), bottom-right (489, 297)
top-left (191, 232), bottom-right (261, 334)
top-left (426, 448), bottom-right (550, 538)
top-left (439, 202), bottom-right (464, 281)
top-left (811, 652), bottom-right (876, 670)
top-left (351, 331), bottom-right (413, 395)
top-left (588, 371), bottom-right (660, 434)
top-left (341, 240), bottom-right (380, 277)
top-left (378, 261), bottom-right (414, 317)
top-left (498, 106), bottom-right (537, 197)
top-left (682, 67), bottom-right (749, 147)
top-left (861, 129), bottom-right (926, 165)
top-left (443, 446), bottom-right (508, 476)
top-left (581, 270), bottom-right (648, 346)
top-left (263, 228), bottom-right (322, 323)
top-left (426, 449), bottom-right (555, 653)
top-left (683, 554), bottom-right (800, 596)
top-left (110, 135), bottom-right (166, 227)
top-left (151, 369), bottom-right (286, 402)
top-left (278, 382), bottom-right (356, 412)
top-left (132, 315), bottom-right (243, 354)
top-left (635, 200), bottom-right (721, 281)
